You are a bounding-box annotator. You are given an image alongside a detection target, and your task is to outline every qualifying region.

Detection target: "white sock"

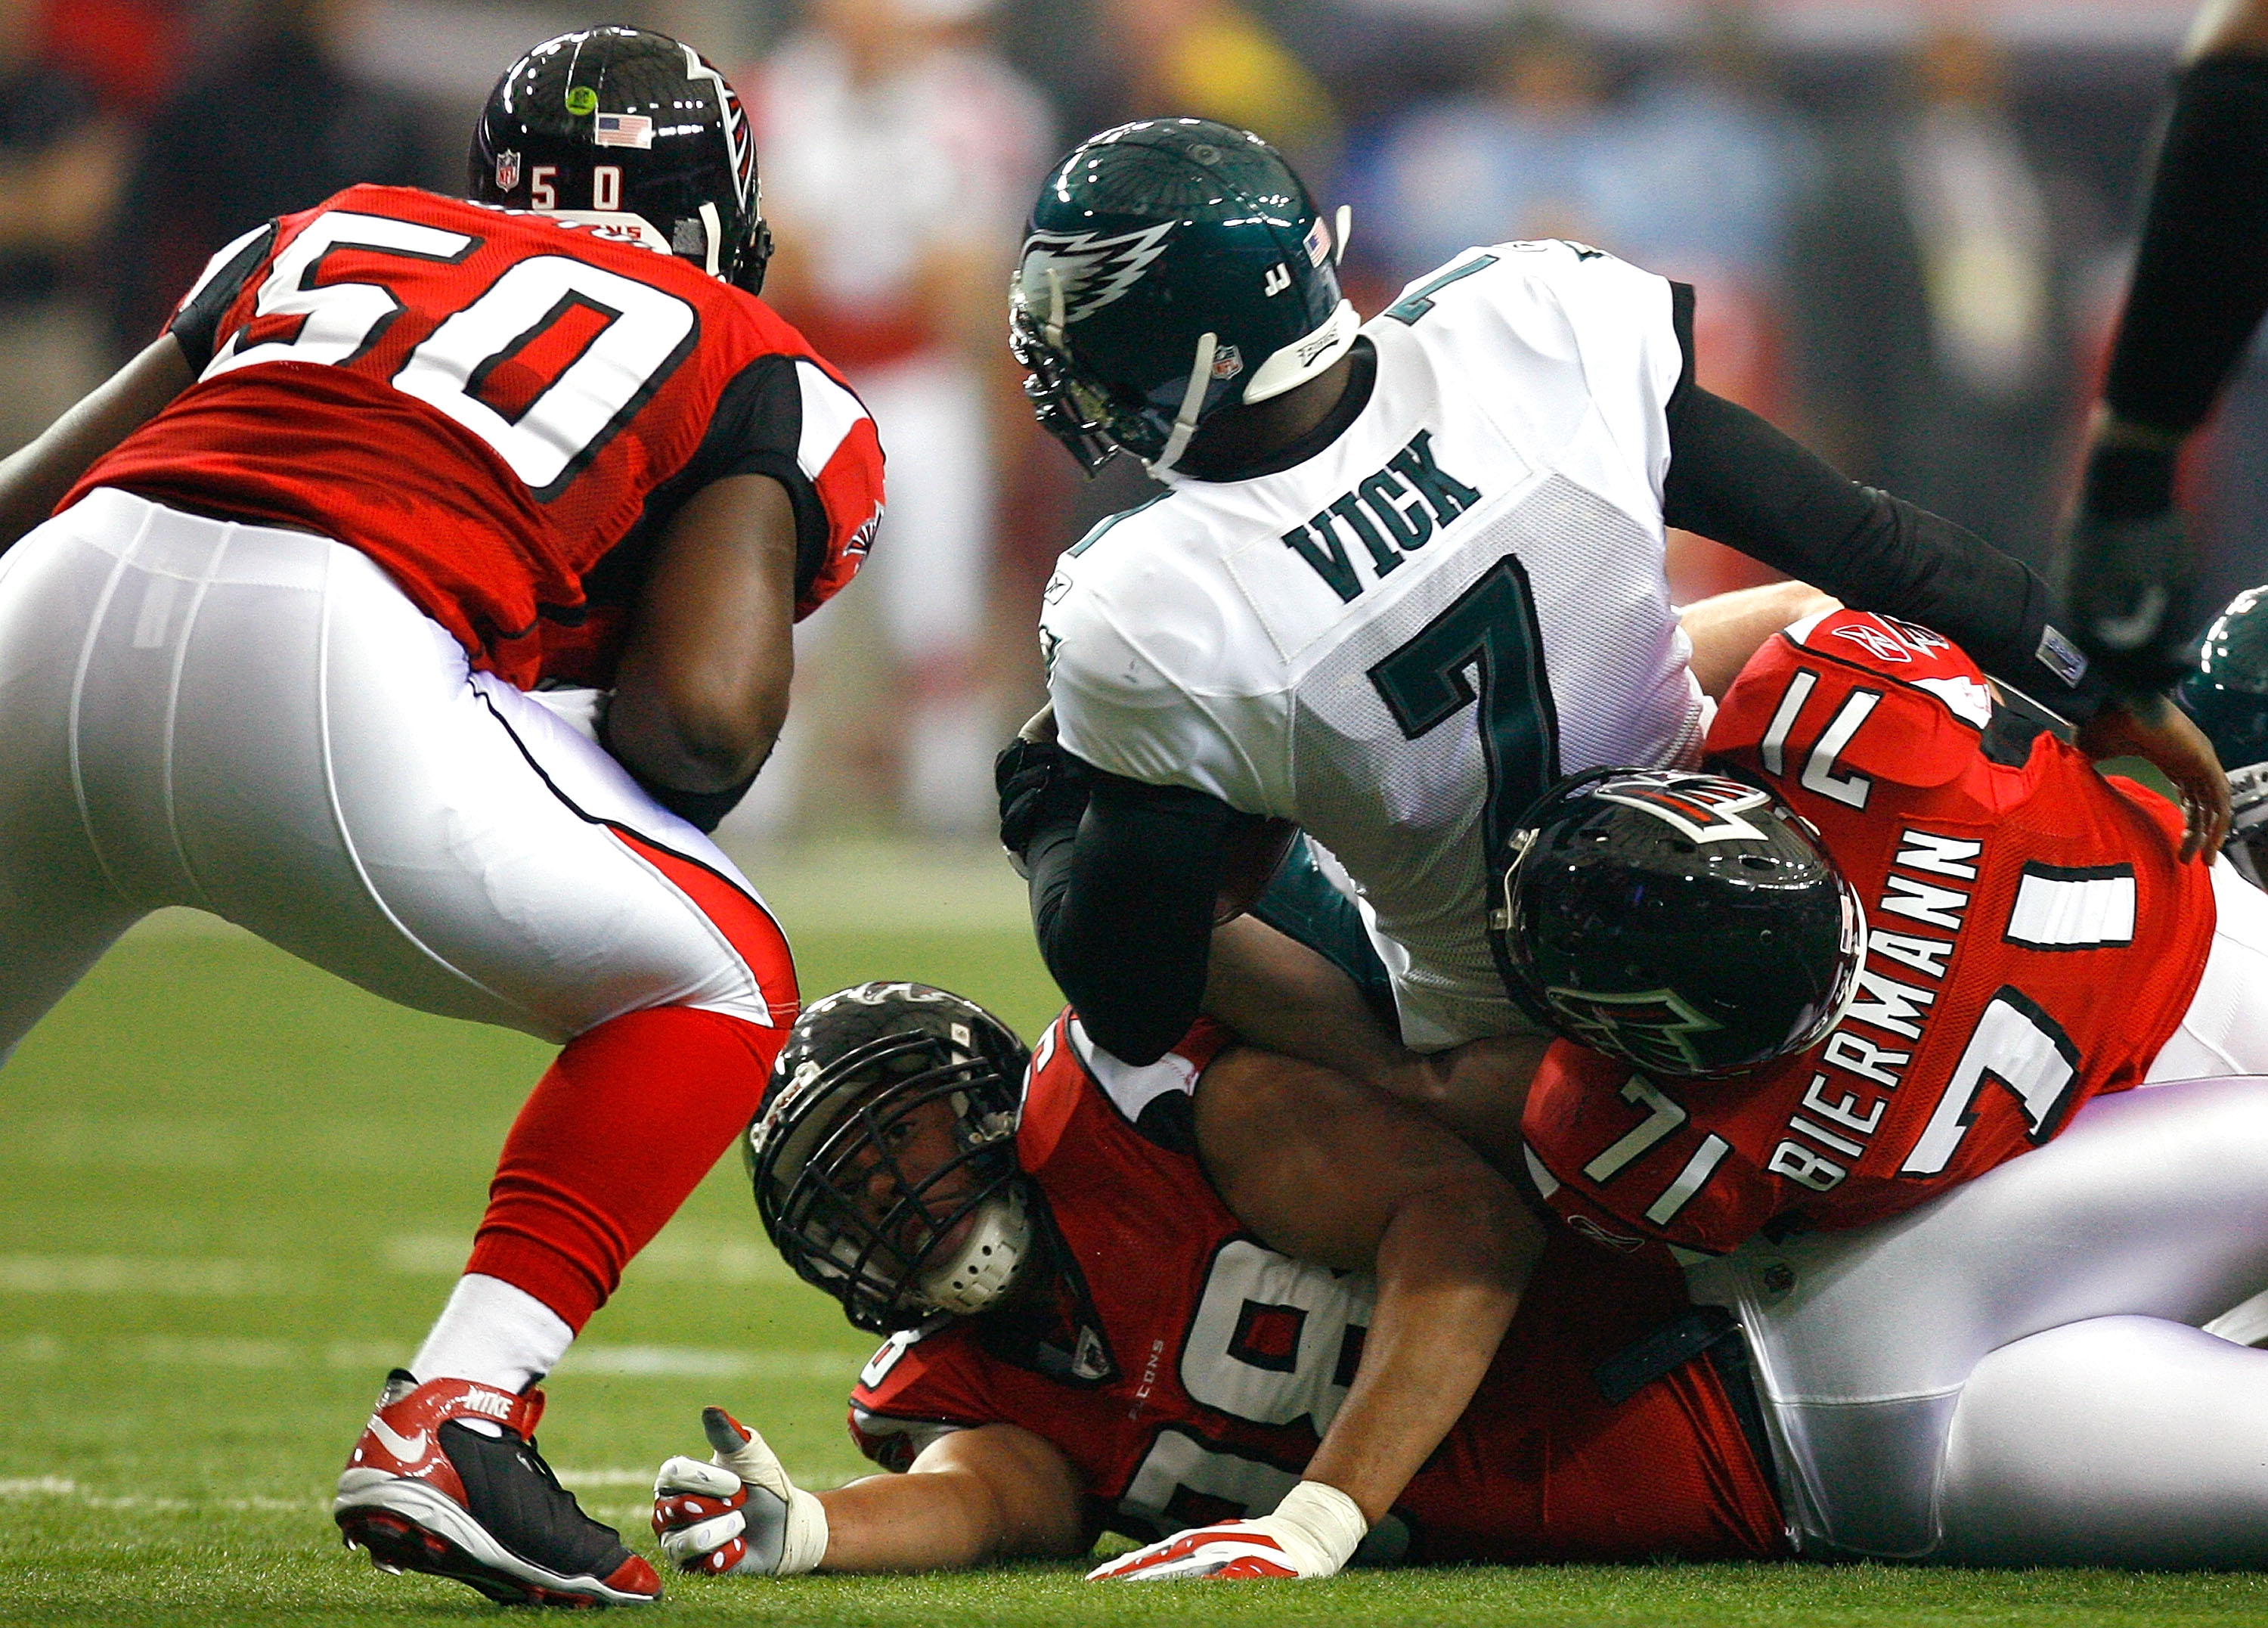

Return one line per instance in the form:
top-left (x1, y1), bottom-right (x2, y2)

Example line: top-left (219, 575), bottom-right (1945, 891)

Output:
top-left (411, 1273), bottom-right (575, 1394)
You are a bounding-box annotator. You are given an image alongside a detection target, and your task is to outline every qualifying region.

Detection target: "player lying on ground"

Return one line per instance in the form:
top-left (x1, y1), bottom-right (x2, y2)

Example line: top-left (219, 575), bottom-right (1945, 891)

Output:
top-left (652, 984), bottom-right (2268, 1575)
top-left (651, 981), bottom-right (1781, 1578)
top-left (1479, 607), bottom-right (2268, 1560)
top-left (1000, 116), bottom-right (2224, 1080)
top-left (0, 26), bottom-right (885, 1608)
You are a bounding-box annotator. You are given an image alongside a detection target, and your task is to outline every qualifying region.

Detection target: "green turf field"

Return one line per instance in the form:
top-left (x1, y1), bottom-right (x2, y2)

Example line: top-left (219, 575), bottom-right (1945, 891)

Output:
top-left (3, 851), bottom-right (2266, 1626)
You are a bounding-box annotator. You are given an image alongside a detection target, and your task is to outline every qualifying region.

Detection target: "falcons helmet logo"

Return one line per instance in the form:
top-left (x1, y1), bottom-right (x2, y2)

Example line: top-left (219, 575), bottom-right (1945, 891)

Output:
top-left (1591, 773), bottom-right (1775, 845)
top-left (1016, 222), bottom-right (1178, 327)
top-left (1544, 987), bottom-right (1724, 1076)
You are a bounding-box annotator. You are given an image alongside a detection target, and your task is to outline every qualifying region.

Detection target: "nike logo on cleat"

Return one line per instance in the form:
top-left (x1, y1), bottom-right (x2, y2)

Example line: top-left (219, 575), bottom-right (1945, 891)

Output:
top-left (368, 1419), bottom-right (429, 1462)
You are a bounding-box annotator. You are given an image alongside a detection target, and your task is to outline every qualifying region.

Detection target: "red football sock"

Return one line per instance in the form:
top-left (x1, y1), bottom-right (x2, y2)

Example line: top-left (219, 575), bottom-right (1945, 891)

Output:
top-left (465, 1006), bottom-right (786, 1331)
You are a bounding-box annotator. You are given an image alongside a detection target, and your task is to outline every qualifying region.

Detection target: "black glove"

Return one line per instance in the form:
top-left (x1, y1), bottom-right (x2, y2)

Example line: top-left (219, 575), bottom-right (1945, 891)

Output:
top-left (996, 735), bottom-right (1092, 869)
top-left (2057, 442), bottom-right (2200, 700)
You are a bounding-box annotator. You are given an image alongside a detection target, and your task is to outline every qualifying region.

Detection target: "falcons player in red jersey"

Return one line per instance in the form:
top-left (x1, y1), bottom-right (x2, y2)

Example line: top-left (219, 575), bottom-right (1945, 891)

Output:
top-left (0, 26), bottom-right (884, 1608)
top-left (1480, 608), bottom-right (2268, 1562)
top-left (650, 981), bottom-right (2268, 1577)
top-left (649, 982), bottom-right (1783, 1579)
top-left (1501, 606), bottom-right (2254, 1258)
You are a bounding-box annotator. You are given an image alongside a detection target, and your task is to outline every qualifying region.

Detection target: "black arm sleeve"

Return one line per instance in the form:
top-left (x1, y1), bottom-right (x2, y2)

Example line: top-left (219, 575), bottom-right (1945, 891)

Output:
top-left (1025, 771), bottom-right (1232, 1066)
top-left (590, 354), bottom-right (834, 612)
top-left (1662, 383), bottom-right (2112, 719)
top-left (2105, 55), bottom-right (2268, 436)
top-left (167, 222), bottom-right (277, 372)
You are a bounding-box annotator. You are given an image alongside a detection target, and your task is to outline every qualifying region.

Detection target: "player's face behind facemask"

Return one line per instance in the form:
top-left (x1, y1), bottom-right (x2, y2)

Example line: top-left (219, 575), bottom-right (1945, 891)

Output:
top-left (747, 983), bottom-right (1034, 1334)
top-left (1489, 770), bottom-right (1867, 1080)
top-left (468, 25), bottom-right (775, 295)
top-left (2180, 584), bottom-right (2268, 886)
top-left (1009, 118), bottom-right (1359, 477)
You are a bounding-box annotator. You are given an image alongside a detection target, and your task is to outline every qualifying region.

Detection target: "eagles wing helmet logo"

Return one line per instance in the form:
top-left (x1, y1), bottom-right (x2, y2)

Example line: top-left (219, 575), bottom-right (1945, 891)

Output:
top-left (1545, 987), bottom-right (1724, 1075)
top-left (1018, 222), bottom-right (1178, 326)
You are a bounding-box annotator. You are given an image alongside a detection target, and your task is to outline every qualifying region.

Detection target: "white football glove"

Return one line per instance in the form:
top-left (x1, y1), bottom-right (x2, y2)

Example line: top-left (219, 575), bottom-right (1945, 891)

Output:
top-left (1086, 1481), bottom-right (1366, 1581)
top-left (652, 1406), bottom-right (829, 1577)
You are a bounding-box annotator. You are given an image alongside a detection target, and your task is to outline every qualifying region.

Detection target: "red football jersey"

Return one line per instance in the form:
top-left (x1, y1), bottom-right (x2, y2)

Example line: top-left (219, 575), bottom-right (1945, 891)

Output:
top-left (1522, 609), bottom-right (2217, 1259)
top-left (68, 185), bottom-right (885, 688)
top-left (848, 1011), bottom-right (1786, 1563)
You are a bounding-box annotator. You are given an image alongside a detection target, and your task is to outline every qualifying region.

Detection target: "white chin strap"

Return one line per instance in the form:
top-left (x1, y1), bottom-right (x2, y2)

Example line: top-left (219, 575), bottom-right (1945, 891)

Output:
top-left (698, 202), bottom-right (723, 278)
top-left (1148, 330), bottom-right (1219, 476)
top-left (914, 1185), bottom-right (1033, 1316)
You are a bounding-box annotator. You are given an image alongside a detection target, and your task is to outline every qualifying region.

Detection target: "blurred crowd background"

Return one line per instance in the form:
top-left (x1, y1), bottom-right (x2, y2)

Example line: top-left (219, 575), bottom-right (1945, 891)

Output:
top-left (4, 0), bottom-right (2257, 846)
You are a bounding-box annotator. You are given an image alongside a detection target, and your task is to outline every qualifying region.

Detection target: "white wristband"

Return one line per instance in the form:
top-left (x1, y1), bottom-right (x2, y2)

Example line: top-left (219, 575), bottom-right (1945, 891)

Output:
top-left (778, 1485), bottom-right (829, 1576)
top-left (1272, 1480), bottom-right (1368, 1573)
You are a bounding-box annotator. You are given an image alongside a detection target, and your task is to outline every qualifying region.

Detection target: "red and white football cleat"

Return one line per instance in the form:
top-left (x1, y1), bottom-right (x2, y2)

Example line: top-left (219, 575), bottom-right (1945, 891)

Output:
top-left (335, 1369), bottom-right (661, 1608)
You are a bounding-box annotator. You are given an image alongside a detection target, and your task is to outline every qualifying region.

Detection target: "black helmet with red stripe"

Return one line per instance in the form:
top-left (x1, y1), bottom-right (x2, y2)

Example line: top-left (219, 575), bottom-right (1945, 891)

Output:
top-left (1490, 769), bottom-right (1865, 1079)
top-left (469, 26), bottom-right (773, 295)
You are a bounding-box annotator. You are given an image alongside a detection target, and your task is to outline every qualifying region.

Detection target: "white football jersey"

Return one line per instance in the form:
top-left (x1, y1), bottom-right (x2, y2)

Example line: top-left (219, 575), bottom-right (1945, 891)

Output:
top-left (1041, 241), bottom-right (1709, 1050)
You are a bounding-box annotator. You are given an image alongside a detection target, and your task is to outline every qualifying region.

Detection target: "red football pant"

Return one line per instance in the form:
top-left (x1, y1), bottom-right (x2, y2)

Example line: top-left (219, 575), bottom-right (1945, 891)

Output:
top-left (466, 1005), bottom-right (786, 1330)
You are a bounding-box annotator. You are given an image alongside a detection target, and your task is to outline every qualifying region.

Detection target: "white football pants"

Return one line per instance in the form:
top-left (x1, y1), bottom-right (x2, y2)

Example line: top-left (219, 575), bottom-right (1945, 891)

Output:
top-left (0, 488), bottom-right (795, 1064)
top-left (1692, 1073), bottom-right (2268, 1565)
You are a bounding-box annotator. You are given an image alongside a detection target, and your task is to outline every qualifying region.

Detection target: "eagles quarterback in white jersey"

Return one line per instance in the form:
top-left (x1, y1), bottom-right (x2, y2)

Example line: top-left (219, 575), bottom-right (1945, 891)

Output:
top-left (998, 118), bottom-right (2229, 1061)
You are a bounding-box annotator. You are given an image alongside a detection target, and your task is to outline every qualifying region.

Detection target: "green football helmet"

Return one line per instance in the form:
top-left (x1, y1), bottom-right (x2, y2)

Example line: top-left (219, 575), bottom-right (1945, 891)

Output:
top-left (2178, 585), bottom-right (2268, 885)
top-left (1011, 119), bottom-right (1357, 476)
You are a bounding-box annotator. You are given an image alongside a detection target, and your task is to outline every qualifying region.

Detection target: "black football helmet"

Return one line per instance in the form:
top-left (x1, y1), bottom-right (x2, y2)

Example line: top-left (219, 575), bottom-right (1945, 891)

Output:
top-left (2178, 584), bottom-right (2268, 885)
top-left (1491, 770), bottom-right (1865, 1080)
top-left (1011, 119), bottom-right (1357, 476)
top-left (469, 26), bottom-right (773, 295)
top-left (748, 983), bottom-right (1034, 1335)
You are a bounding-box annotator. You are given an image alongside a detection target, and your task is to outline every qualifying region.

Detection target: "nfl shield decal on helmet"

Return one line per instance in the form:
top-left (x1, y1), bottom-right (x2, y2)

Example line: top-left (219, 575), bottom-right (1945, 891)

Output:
top-left (494, 150), bottom-right (521, 192)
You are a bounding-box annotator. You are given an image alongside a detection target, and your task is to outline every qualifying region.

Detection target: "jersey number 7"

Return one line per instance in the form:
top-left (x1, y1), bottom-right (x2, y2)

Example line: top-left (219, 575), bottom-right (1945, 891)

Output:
top-left (1368, 554), bottom-right (1561, 853)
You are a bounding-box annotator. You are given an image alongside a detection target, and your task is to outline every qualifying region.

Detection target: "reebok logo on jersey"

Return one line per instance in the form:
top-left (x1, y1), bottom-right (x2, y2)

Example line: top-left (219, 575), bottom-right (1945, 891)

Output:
top-left (1278, 430), bottom-right (1483, 603)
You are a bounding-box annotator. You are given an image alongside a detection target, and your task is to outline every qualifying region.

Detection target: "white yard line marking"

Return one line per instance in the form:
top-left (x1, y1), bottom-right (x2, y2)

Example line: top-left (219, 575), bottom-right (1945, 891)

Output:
top-left (0, 1333), bottom-right (865, 1383)
top-left (383, 1230), bottom-right (801, 1285)
top-left (0, 1255), bottom-right (284, 1295)
top-left (0, 1478), bottom-right (315, 1513)
top-left (556, 1345), bottom-right (866, 1381)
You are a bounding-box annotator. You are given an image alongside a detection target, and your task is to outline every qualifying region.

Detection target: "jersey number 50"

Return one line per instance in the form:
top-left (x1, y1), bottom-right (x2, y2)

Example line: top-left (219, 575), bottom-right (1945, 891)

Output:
top-left (205, 212), bottom-right (698, 501)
